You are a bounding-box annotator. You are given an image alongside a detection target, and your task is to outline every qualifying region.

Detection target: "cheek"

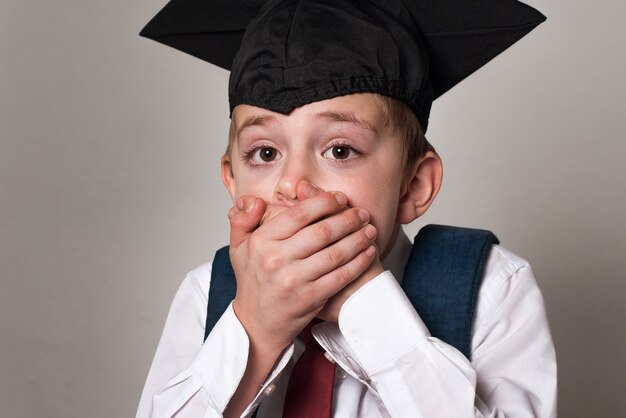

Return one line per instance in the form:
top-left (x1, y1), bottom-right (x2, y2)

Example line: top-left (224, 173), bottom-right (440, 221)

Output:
top-left (230, 167), bottom-right (276, 201)
top-left (228, 157), bottom-right (273, 201)
top-left (234, 178), bottom-right (274, 200)
top-left (371, 198), bottom-right (401, 251)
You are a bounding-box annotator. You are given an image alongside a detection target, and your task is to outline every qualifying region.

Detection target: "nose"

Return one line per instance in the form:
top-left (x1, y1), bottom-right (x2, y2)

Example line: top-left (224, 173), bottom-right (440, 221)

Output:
top-left (273, 154), bottom-right (316, 207)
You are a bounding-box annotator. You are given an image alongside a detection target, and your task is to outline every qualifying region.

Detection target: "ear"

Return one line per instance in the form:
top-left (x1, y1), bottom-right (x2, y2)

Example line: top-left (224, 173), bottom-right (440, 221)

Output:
top-left (396, 151), bottom-right (443, 224)
top-left (221, 154), bottom-right (237, 202)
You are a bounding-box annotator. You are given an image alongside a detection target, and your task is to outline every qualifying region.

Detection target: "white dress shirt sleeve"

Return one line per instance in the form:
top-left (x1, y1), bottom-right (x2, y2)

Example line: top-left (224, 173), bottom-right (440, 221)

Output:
top-left (315, 245), bottom-right (557, 418)
top-left (136, 263), bottom-right (294, 418)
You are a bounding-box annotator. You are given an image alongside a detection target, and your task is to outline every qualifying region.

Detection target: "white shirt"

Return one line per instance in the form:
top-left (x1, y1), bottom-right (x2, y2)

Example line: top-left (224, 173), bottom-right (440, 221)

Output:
top-left (137, 230), bottom-right (557, 418)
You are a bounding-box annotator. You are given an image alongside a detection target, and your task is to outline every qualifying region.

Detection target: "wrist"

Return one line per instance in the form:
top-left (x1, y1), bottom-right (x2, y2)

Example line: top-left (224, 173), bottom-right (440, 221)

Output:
top-left (317, 260), bottom-right (385, 322)
top-left (232, 298), bottom-right (295, 355)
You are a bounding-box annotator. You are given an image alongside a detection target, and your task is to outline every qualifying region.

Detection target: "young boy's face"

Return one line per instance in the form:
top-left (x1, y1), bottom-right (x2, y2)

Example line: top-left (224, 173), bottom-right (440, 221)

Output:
top-left (222, 93), bottom-right (415, 256)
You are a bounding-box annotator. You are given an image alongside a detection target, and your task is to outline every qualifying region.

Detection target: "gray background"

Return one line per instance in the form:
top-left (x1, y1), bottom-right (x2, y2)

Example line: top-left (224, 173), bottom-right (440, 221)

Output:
top-left (1, 0), bottom-right (624, 416)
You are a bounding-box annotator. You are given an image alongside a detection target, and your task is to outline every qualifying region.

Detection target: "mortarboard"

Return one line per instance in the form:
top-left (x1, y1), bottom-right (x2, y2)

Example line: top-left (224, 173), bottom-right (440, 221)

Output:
top-left (140, 0), bottom-right (546, 131)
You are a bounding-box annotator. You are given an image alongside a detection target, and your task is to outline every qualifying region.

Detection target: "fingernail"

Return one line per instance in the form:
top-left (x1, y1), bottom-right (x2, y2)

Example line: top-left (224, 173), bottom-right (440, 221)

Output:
top-left (365, 245), bottom-right (376, 257)
top-left (334, 192), bottom-right (348, 206)
top-left (358, 209), bottom-right (369, 223)
top-left (303, 181), bottom-right (320, 197)
top-left (236, 198), bottom-right (244, 211)
top-left (244, 199), bottom-right (256, 213)
top-left (364, 224), bottom-right (377, 239)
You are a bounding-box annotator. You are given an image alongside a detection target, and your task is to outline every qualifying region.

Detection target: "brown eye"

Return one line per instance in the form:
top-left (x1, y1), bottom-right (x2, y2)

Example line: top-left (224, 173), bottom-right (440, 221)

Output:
top-left (246, 146), bottom-right (281, 164)
top-left (259, 147), bottom-right (278, 162)
top-left (323, 144), bottom-right (357, 161)
top-left (331, 146), bottom-right (348, 159)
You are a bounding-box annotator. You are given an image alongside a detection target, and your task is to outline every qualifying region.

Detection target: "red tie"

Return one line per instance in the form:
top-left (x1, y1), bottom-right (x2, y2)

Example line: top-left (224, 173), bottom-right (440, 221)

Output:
top-left (282, 320), bottom-right (335, 418)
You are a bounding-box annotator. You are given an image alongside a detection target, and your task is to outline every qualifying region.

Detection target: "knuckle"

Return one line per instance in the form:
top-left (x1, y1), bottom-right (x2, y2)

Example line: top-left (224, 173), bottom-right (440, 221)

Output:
top-left (315, 192), bottom-right (337, 214)
top-left (281, 274), bottom-right (298, 293)
top-left (353, 229), bottom-right (369, 248)
top-left (261, 254), bottom-right (282, 272)
top-left (322, 192), bottom-right (337, 209)
top-left (343, 209), bottom-right (360, 230)
top-left (326, 247), bottom-right (344, 266)
top-left (313, 222), bottom-right (332, 243)
top-left (335, 268), bottom-right (352, 286)
top-left (287, 205), bottom-right (307, 223)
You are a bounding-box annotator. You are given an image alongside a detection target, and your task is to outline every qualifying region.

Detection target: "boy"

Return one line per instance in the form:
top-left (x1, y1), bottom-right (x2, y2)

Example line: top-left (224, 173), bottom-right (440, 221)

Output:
top-left (138, 0), bottom-right (556, 417)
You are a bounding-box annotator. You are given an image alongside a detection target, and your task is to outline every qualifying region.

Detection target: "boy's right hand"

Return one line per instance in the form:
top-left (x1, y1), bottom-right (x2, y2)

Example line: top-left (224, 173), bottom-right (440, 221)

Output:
top-left (227, 181), bottom-right (377, 355)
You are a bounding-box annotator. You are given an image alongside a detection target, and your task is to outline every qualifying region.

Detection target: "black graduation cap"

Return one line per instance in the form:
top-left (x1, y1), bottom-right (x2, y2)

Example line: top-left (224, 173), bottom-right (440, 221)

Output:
top-left (140, 0), bottom-right (545, 131)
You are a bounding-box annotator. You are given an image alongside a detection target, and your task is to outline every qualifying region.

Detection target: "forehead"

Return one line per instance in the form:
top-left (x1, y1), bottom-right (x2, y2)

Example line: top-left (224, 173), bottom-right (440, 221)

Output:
top-left (232, 93), bottom-right (387, 131)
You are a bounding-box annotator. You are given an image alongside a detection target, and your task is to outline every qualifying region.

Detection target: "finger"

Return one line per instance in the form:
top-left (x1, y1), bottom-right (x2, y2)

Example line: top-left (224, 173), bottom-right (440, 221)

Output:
top-left (302, 223), bottom-right (377, 280)
top-left (286, 207), bottom-right (371, 258)
top-left (296, 179), bottom-right (322, 200)
top-left (259, 203), bottom-right (288, 226)
top-left (229, 196), bottom-right (267, 248)
top-left (260, 191), bottom-right (349, 240)
top-left (312, 245), bottom-right (377, 301)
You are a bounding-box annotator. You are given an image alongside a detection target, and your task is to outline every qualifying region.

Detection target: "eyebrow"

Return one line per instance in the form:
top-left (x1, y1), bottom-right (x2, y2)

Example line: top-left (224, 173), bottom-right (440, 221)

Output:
top-left (235, 115), bottom-right (278, 139)
top-left (315, 111), bottom-right (378, 134)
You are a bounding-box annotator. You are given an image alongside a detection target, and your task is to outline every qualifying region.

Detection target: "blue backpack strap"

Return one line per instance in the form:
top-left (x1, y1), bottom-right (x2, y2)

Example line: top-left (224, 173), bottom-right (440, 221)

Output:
top-left (401, 224), bottom-right (499, 359)
top-left (204, 245), bottom-right (236, 341)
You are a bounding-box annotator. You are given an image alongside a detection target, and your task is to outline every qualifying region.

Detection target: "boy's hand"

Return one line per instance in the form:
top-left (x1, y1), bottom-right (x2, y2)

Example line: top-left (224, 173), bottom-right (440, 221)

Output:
top-left (228, 181), bottom-right (378, 354)
top-left (315, 256), bottom-right (384, 322)
top-left (293, 185), bottom-right (385, 323)
top-left (286, 183), bottom-right (385, 323)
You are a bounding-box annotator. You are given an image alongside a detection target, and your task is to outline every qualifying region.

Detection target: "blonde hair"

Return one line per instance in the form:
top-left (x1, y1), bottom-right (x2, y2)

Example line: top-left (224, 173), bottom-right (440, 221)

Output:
top-left (376, 95), bottom-right (435, 167)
